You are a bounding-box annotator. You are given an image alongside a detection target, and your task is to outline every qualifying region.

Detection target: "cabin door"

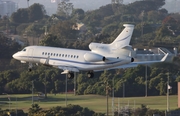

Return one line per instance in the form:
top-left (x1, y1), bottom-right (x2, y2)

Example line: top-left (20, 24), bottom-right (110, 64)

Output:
top-left (27, 48), bottom-right (34, 62)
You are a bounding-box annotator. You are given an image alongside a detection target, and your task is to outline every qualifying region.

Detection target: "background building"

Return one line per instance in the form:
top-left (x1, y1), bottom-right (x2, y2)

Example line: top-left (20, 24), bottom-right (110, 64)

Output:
top-left (0, 0), bottom-right (17, 17)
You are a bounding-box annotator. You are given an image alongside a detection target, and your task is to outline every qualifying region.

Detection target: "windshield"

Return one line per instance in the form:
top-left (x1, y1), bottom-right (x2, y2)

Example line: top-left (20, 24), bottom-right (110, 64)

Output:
top-left (22, 48), bottom-right (26, 52)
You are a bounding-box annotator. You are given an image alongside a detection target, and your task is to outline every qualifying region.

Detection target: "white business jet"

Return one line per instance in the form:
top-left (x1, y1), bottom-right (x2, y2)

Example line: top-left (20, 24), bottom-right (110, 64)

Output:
top-left (12, 24), bottom-right (168, 79)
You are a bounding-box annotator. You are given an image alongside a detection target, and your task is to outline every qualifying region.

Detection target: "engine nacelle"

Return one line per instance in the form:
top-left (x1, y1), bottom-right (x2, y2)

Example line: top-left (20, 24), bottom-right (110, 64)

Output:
top-left (89, 43), bottom-right (98, 51)
top-left (89, 42), bottom-right (109, 52)
top-left (84, 53), bottom-right (105, 62)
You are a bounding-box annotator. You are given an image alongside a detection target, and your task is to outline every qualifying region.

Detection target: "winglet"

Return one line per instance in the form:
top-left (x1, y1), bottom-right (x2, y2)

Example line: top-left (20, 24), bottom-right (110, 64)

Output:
top-left (161, 53), bottom-right (168, 62)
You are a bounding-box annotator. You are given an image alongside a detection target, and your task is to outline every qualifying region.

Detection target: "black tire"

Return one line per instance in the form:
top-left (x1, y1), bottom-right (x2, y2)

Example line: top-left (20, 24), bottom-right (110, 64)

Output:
top-left (28, 68), bottom-right (32, 72)
top-left (67, 73), bottom-right (74, 79)
top-left (87, 72), bottom-right (94, 78)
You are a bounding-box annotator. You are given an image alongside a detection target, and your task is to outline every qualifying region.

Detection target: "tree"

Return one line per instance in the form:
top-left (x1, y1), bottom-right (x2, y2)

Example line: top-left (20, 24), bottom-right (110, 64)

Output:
top-left (162, 16), bottom-right (178, 26)
top-left (147, 10), bottom-right (166, 23)
top-left (71, 8), bottom-right (85, 21)
top-left (40, 34), bottom-right (61, 47)
top-left (134, 104), bottom-right (148, 116)
top-left (28, 3), bottom-right (46, 22)
top-left (28, 104), bottom-right (42, 116)
top-left (57, 1), bottom-right (73, 18)
top-left (11, 8), bottom-right (29, 23)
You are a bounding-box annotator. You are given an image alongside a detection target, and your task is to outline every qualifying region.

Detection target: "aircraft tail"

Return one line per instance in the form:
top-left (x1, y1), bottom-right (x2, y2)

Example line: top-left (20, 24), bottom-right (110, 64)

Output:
top-left (110, 24), bottom-right (134, 49)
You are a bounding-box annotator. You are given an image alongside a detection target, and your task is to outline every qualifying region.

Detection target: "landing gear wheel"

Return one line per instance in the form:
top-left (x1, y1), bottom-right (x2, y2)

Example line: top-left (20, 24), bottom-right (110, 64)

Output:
top-left (28, 63), bottom-right (33, 72)
top-left (28, 68), bottom-right (32, 72)
top-left (87, 72), bottom-right (94, 78)
top-left (67, 73), bottom-right (74, 79)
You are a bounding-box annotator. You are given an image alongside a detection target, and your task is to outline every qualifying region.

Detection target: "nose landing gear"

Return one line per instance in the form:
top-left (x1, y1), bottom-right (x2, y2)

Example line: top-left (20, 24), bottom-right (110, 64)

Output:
top-left (28, 63), bottom-right (33, 72)
top-left (87, 71), bottom-right (94, 78)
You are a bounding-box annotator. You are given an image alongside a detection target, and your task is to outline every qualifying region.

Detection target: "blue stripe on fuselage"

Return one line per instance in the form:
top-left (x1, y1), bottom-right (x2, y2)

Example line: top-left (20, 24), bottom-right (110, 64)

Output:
top-left (20, 56), bottom-right (122, 65)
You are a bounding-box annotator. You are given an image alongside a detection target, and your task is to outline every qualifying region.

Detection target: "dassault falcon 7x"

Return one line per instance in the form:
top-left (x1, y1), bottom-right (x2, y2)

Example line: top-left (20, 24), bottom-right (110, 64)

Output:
top-left (12, 24), bottom-right (168, 78)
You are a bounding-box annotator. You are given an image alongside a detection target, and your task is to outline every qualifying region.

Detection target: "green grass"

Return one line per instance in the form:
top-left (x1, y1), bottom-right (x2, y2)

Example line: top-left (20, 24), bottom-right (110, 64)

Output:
top-left (0, 94), bottom-right (178, 113)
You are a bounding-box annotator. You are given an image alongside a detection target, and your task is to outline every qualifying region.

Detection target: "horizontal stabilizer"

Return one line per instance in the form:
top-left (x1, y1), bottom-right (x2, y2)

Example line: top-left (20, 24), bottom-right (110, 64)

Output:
top-left (132, 53), bottom-right (168, 65)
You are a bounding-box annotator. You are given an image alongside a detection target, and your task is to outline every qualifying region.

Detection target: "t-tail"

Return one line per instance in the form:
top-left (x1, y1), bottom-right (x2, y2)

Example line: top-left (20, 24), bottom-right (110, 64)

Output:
top-left (110, 24), bottom-right (134, 49)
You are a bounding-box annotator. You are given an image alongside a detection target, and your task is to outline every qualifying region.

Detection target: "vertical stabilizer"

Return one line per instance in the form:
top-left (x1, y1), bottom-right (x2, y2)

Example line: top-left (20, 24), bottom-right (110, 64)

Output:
top-left (110, 24), bottom-right (134, 49)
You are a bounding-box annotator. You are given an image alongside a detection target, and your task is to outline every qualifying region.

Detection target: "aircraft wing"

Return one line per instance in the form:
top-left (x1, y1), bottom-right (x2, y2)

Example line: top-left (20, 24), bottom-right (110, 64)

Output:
top-left (40, 57), bottom-right (79, 73)
top-left (50, 62), bottom-right (79, 74)
top-left (102, 53), bottom-right (168, 70)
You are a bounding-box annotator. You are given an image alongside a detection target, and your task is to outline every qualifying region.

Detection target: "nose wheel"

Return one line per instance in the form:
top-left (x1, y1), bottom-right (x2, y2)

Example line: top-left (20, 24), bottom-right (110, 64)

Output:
top-left (87, 72), bottom-right (94, 78)
top-left (28, 63), bottom-right (33, 72)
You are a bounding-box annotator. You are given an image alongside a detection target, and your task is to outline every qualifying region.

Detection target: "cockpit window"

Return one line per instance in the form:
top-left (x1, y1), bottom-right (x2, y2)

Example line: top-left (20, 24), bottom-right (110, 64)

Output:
top-left (22, 49), bottom-right (26, 52)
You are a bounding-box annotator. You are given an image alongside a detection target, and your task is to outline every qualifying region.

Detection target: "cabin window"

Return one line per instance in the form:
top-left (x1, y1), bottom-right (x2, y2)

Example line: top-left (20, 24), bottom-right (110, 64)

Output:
top-left (51, 53), bottom-right (53, 56)
top-left (54, 53), bottom-right (56, 56)
top-left (56, 54), bottom-right (58, 56)
top-left (22, 49), bottom-right (26, 51)
top-left (45, 52), bottom-right (47, 55)
top-left (62, 54), bottom-right (64, 57)
top-left (65, 54), bottom-right (67, 57)
top-left (42, 52), bottom-right (44, 55)
top-left (71, 55), bottom-right (73, 58)
top-left (74, 55), bottom-right (76, 58)
top-left (77, 56), bottom-right (79, 58)
top-left (48, 53), bottom-right (50, 56)
top-left (68, 55), bottom-right (70, 58)
top-left (59, 54), bottom-right (61, 57)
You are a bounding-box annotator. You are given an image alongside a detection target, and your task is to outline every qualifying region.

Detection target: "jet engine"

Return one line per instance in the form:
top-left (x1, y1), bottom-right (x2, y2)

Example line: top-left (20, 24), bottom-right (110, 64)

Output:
top-left (89, 42), bottom-right (98, 51)
top-left (89, 42), bottom-right (110, 52)
top-left (84, 53), bottom-right (105, 62)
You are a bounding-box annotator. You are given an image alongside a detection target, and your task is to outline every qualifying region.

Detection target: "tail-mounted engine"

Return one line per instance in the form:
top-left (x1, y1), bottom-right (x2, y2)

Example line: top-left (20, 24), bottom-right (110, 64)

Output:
top-left (84, 53), bottom-right (105, 62)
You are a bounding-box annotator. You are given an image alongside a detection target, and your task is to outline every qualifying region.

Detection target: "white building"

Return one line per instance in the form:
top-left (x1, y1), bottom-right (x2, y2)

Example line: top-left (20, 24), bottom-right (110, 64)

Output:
top-left (0, 0), bottom-right (17, 17)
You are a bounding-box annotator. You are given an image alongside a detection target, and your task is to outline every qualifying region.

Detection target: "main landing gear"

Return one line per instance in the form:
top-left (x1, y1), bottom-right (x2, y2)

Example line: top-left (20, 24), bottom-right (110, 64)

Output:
top-left (67, 71), bottom-right (94, 79)
top-left (67, 72), bottom-right (74, 79)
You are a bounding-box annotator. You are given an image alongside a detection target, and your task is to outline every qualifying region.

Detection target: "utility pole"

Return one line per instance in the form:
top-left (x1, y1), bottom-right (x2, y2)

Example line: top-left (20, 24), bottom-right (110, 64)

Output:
top-left (123, 82), bottom-right (125, 98)
top-left (3, 93), bottom-right (11, 110)
top-left (32, 80), bottom-right (34, 105)
top-left (145, 65), bottom-right (147, 97)
top-left (105, 80), bottom-right (111, 116)
top-left (167, 72), bottom-right (170, 112)
top-left (141, 10), bottom-right (144, 42)
top-left (74, 72), bottom-right (76, 96)
top-left (112, 77), bottom-right (114, 116)
top-left (65, 74), bottom-right (67, 106)
top-left (45, 74), bottom-right (47, 99)
top-left (27, 0), bottom-right (29, 8)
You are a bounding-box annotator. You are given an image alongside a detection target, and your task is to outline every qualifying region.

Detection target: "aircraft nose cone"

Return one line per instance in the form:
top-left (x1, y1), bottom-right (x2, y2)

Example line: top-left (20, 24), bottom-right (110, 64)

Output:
top-left (12, 53), bottom-right (17, 59)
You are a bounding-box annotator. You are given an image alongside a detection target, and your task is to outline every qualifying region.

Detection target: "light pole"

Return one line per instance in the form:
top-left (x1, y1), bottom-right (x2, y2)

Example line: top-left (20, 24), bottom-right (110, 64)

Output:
top-left (16, 96), bottom-right (17, 116)
top-left (141, 10), bottom-right (144, 36)
top-left (167, 72), bottom-right (170, 112)
top-left (65, 74), bottom-right (67, 106)
top-left (123, 82), bottom-right (125, 98)
top-left (3, 93), bottom-right (11, 110)
top-left (145, 65), bottom-right (147, 97)
top-left (112, 77), bottom-right (114, 116)
top-left (105, 80), bottom-right (111, 116)
top-left (44, 74), bottom-right (47, 99)
top-left (32, 80), bottom-right (34, 105)
top-left (74, 72), bottom-right (76, 96)
top-left (27, 0), bottom-right (29, 8)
